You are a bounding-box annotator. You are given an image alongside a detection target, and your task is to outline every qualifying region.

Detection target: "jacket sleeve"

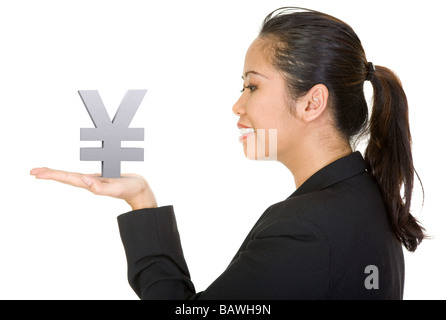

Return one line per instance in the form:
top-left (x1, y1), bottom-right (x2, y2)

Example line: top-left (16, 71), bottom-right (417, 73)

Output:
top-left (117, 205), bottom-right (196, 299)
top-left (117, 205), bottom-right (331, 300)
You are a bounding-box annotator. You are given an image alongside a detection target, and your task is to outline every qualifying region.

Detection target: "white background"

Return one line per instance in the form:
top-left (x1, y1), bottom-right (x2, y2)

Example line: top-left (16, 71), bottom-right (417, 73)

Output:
top-left (0, 0), bottom-right (444, 300)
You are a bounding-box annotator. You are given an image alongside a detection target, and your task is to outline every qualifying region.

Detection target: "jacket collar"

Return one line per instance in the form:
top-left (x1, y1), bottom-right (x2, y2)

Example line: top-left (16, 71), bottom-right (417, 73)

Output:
top-left (286, 151), bottom-right (367, 199)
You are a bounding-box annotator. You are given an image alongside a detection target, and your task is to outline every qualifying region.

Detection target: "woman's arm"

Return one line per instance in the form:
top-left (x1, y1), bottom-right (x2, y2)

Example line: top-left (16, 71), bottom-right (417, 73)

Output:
top-left (118, 205), bottom-right (330, 300)
top-left (30, 167), bottom-right (330, 300)
top-left (118, 206), bottom-right (197, 299)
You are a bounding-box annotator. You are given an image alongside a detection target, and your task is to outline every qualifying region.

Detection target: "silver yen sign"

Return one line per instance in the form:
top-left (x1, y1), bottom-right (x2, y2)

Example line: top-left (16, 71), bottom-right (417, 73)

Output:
top-left (79, 90), bottom-right (146, 178)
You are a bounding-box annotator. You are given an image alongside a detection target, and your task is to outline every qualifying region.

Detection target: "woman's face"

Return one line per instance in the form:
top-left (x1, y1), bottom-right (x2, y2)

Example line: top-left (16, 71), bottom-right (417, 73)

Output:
top-left (232, 37), bottom-right (297, 161)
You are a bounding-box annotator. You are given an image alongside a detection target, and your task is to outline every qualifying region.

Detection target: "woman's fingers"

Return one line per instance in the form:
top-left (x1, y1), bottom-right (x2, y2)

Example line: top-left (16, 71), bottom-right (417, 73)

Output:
top-left (31, 167), bottom-right (107, 193)
top-left (31, 167), bottom-right (136, 197)
top-left (30, 167), bottom-right (88, 188)
top-left (30, 167), bottom-right (156, 209)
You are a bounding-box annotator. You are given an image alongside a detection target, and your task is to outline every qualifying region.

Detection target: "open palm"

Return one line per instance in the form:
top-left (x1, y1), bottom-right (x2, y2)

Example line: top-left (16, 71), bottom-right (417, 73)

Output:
top-left (30, 167), bottom-right (157, 210)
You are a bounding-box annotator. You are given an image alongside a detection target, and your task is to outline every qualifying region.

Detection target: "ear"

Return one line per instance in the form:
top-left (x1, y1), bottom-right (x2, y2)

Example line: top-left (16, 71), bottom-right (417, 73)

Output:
top-left (296, 84), bottom-right (329, 123)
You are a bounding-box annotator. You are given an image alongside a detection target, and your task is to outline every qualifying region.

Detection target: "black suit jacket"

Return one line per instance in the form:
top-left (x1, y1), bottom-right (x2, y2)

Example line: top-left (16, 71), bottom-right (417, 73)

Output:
top-left (117, 152), bottom-right (404, 300)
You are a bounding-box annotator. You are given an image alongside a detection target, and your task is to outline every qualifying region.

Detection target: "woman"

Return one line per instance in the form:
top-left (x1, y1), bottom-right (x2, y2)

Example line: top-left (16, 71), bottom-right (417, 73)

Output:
top-left (30, 7), bottom-right (424, 299)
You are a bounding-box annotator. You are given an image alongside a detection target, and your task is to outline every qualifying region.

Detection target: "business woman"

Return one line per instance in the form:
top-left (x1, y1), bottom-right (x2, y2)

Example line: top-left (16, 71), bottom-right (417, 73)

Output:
top-left (30, 7), bottom-right (425, 299)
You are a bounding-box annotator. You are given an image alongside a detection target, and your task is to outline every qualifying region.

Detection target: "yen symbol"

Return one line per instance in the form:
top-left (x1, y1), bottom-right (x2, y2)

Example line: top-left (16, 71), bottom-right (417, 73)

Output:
top-left (79, 90), bottom-right (146, 178)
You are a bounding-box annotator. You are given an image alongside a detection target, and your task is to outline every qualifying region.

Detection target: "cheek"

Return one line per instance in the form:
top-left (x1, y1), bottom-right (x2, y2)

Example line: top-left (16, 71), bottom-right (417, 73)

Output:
top-left (267, 116), bottom-right (294, 157)
top-left (250, 107), bottom-right (280, 130)
top-left (243, 93), bottom-right (293, 159)
top-left (247, 93), bottom-right (275, 120)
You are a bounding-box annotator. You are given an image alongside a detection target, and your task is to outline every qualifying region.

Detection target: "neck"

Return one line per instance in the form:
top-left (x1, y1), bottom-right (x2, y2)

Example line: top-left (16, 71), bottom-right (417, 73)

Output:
top-left (280, 143), bottom-right (353, 189)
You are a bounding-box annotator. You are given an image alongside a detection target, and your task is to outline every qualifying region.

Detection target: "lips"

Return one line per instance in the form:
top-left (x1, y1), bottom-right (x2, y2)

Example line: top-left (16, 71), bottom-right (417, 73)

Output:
top-left (237, 122), bottom-right (252, 129)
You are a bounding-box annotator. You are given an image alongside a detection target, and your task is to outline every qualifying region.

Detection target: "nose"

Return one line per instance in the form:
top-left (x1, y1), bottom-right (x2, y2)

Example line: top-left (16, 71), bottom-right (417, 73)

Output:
top-left (232, 92), bottom-right (246, 116)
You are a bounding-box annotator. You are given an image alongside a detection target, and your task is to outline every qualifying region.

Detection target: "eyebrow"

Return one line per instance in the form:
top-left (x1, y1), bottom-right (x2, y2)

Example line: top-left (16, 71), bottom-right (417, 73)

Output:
top-left (241, 71), bottom-right (269, 80)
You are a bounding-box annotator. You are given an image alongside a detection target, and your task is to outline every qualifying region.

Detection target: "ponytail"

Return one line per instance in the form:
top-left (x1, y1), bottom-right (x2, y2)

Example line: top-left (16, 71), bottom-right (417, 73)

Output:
top-left (365, 66), bottom-right (425, 252)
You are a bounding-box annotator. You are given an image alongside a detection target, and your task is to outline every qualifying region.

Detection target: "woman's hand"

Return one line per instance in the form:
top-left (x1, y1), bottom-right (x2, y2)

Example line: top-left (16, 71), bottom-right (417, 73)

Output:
top-left (30, 167), bottom-right (157, 211)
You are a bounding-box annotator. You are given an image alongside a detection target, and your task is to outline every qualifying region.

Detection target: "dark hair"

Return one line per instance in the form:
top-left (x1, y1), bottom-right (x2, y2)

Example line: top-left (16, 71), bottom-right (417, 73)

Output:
top-left (259, 7), bottom-right (425, 252)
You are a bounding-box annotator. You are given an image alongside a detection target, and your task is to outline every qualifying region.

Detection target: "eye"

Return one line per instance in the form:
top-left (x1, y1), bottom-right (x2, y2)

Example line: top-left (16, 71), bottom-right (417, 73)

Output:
top-left (240, 85), bottom-right (257, 93)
